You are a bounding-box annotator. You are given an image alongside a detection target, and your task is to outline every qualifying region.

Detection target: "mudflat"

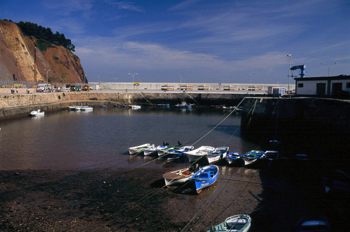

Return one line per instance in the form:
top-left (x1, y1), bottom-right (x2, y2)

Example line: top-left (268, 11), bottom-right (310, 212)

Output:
top-left (0, 160), bottom-right (348, 231)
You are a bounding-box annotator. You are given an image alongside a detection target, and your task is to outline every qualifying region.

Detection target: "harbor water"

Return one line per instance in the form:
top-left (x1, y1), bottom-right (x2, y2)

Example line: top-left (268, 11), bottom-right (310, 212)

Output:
top-left (0, 106), bottom-right (256, 170)
top-left (0, 105), bottom-right (348, 231)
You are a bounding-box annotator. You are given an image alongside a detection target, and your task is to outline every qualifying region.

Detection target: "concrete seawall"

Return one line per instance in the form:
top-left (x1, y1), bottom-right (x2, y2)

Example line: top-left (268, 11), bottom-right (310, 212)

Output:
top-left (0, 91), bottom-right (246, 119)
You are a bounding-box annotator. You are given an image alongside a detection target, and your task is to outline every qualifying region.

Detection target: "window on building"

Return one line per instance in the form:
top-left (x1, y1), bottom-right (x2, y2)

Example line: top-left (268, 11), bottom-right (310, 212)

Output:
top-left (346, 82), bottom-right (350, 88)
top-left (298, 83), bottom-right (304, 88)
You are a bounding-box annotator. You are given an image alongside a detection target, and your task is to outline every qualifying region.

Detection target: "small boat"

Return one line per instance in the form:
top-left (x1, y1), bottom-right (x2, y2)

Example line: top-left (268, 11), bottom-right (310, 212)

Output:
top-left (190, 165), bottom-right (219, 194)
top-left (185, 146), bottom-right (215, 162)
top-left (29, 109), bottom-right (45, 117)
top-left (157, 145), bottom-right (182, 157)
top-left (100, 105), bottom-right (108, 108)
top-left (144, 145), bottom-right (168, 156)
top-left (207, 214), bottom-right (252, 232)
top-left (242, 150), bottom-right (265, 166)
top-left (226, 152), bottom-right (243, 166)
top-left (175, 101), bottom-right (192, 109)
top-left (263, 150), bottom-right (279, 160)
top-left (207, 147), bottom-right (229, 164)
top-left (68, 105), bottom-right (82, 111)
top-left (163, 156), bottom-right (209, 186)
top-left (167, 146), bottom-right (194, 162)
top-left (128, 105), bottom-right (141, 110)
top-left (163, 165), bottom-right (198, 186)
top-left (128, 143), bottom-right (155, 155)
top-left (293, 216), bottom-right (330, 232)
top-left (80, 105), bottom-right (93, 111)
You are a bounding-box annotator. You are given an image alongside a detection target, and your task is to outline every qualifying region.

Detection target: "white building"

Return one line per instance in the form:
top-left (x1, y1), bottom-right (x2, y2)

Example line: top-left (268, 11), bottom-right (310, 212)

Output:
top-left (295, 75), bottom-right (350, 97)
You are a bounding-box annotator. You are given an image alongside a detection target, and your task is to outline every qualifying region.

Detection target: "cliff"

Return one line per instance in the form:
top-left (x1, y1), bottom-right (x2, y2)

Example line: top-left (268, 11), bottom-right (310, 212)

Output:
top-left (0, 20), bottom-right (86, 83)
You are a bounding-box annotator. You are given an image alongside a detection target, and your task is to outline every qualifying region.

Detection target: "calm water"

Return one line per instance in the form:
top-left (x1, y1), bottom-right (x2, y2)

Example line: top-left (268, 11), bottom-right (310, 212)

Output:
top-left (0, 107), bottom-right (258, 170)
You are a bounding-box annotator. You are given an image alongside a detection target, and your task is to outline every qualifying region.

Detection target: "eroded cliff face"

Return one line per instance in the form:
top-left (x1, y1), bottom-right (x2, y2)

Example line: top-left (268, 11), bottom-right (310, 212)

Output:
top-left (0, 20), bottom-right (86, 83)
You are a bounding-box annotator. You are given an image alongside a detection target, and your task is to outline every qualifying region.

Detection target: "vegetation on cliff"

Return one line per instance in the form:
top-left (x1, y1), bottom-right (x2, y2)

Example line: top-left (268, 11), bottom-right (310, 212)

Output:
top-left (3, 19), bottom-right (75, 52)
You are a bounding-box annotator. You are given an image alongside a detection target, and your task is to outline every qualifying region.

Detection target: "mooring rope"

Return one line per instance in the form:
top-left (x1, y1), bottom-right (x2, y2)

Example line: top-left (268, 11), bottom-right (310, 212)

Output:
top-left (190, 97), bottom-right (246, 147)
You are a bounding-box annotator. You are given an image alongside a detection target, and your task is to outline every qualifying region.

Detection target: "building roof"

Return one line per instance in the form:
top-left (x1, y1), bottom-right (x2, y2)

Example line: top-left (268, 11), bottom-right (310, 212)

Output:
top-left (294, 75), bottom-right (350, 81)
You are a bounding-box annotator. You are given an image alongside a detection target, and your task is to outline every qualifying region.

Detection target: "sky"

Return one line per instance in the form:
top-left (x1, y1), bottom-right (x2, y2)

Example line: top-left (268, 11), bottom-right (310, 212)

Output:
top-left (1, 0), bottom-right (349, 84)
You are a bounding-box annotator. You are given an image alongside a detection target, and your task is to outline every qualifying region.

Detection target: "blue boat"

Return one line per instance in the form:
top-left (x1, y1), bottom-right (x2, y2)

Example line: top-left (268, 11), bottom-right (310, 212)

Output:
top-left (241, 150), bottom-right (265, 166)
top-left (166, 146), bottom-right (194, 162)
top-left (190, 165), bottom-right (219, 194)
top-left (226, 152), bottom-right (243, 166)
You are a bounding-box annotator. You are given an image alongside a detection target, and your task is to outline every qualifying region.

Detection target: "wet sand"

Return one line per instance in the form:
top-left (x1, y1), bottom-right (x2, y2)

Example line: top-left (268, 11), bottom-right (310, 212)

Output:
top-left (0, 159), bottom-right (348, 231)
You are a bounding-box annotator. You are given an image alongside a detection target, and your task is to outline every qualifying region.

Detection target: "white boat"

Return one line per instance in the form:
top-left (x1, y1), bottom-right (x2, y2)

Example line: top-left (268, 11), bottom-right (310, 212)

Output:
top-left (144, 145), bottom-right (168, 156)
top-left (167, 146), bottom-right (194, 162)
top-left (163, 166), bottom-right (198, 186)
top-left (207, 147), bottom-right (229, 164)
top-left (185, 146), bottom-right (215, 162)
top-left (207, 214), bottom-right (252, 232)
top-left (175, 101), bottom-right (192, 109)
top-left (80, 106), bottom-right (93, 111)
top-left (163, 156), bottom-right (208, 186)
top-left (68, 105), bottom-right (82, 111)
top-left (128, 143), bottom-right (155, 155)
top-left (29, 109), bottom-right (45, 117)
top-left (128, 105), bottom-right (141, 110)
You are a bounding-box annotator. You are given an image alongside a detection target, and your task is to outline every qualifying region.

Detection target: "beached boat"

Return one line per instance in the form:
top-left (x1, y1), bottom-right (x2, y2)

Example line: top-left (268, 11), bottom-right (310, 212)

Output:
top-left (163, 165), bottom-right (198, 186)
top-left (166, 146), bottom-right (194, 162)
top-left (190, 165), bottom-right (219, 194)
top-left (226, 152), bottom-right (243, 166)
top-left (144, 145), bottom-right (168, 156)
top-left (207, 147), bottom-right (229, 164)
top-left (185, 146), bottom-right (215, 162)
top-left (207, 214), bottom-right (252, 232)
top-left (80, 105), bottom-right (93, 111)
top-left (128, 143), bottom-right (155, 155)
top-left (163, 156), bottom-right (208, 186)
top-left (242, 150), bottom-right (265, 166)
top-left (157, 145), bottom-right (182, 157)
top-left (293, 216), bottom-right (330, 232)
top-left (29, 109), bottom-right (45, 117)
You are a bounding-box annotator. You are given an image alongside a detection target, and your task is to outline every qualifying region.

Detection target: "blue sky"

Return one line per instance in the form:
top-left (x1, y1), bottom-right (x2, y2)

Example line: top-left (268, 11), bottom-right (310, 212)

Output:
top-left (1, 0), bottom-right (349, 83)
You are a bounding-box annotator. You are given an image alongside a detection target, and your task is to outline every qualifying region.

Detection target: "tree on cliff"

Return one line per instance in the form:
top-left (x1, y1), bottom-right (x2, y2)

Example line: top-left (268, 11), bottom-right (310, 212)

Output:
top-left (15, 21), bottom-right (75, 52)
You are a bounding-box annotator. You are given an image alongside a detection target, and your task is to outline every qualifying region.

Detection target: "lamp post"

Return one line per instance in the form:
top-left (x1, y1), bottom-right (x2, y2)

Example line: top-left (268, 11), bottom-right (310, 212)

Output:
top-left (320, 62), bottom-right (337, 76)
top-left (287, 54), bottom-right (292, 94)
top-left (44, 69), bottom-right (51, 83)
top-left (128, 73), bottom-right (138, 83)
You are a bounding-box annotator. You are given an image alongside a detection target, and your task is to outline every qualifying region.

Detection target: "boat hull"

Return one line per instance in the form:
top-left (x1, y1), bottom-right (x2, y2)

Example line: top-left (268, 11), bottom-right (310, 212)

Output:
top-left (128, 143), bottom-right (154, 155)
top-left (190, 165), bottom-right (219, 194)
top-left (242, 150), bottom-right (265, 166)
top-left (207, 147), bottom-right (229, 164)
top-left (226, 152), bottom-right (244, 166)
top-left (29, 110), bottom-right (45, 117)
top-left (185, 146), bottom-right (215, 162)
top-left (207, 214), bottom-right (251, 232)
top-left (163, 168), bottom-right (197, 186)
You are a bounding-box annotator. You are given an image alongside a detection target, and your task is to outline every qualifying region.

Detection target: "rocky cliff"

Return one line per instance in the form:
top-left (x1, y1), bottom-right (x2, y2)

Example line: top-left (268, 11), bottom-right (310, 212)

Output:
top-left (0, 20), bottom-right (86, 83)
